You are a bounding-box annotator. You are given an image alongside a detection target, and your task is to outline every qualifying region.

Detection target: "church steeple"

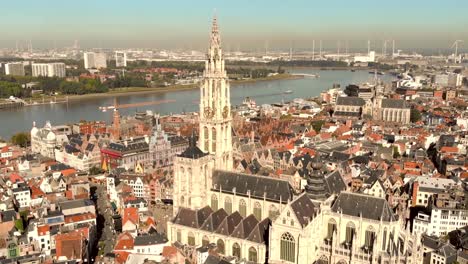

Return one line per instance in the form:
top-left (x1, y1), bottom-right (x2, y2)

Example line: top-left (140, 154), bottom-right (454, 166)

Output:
top-left (199, 15), bottom-right (232, 171)
top-left (210, 15), bottom-right (221, 49)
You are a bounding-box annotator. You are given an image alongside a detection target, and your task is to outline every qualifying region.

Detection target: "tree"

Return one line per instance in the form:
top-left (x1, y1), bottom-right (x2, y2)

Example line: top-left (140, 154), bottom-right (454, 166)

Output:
top-left (311, 120), bottom-right (325, 133)
top-left (410, 108), bottom-right (422, 123)
top-left (393, 146), bottom-right (401, 159)
top-left (89, 166), bottom-right (104, 175)
top-left (15, 219), bottom-right (24, 232)
top-left (11, 132), bottom-right (30, 147)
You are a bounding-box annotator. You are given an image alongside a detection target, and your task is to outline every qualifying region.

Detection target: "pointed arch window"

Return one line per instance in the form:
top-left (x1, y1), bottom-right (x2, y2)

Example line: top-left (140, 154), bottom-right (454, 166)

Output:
top-left (211, 194), bottom-right (218, 210)
top-left (239, 199), bottom-right (247, 217)
top-left (327, 219), bottom-right (337, 239)
top-left (224, 197), bottom-right (232, 214)
top-left (248, 247), bottom-right (258, 262)
top-left (280, 232), bottom-right (295, 263)
top-left (253, 201), bottom-right (262, 220)
top-left (204, 126), bottom-right (209, 152)
top-left (345, 222), bottom-right (355, 245)
top-left (202, 235), bottom-right (210, 247)
top-left (212, 128), bottom-right (217, 152)
top-left (232, 243), bottom-right (241, 259)
top-left (217, 239), bottom-right (225, 254)
top-left (188, 232), bottom-right (195, 246)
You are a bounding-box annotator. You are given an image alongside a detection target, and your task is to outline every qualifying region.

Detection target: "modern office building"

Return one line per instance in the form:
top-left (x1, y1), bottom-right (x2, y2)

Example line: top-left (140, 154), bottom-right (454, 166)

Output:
top-left (31, 63), bottom-right (66, 77)
top-left (5, 63), bottom-right (25, 76)
top-left (115, 51), bottom-right (127, 67)
top-left (84, 52), bottom-right (107, 69)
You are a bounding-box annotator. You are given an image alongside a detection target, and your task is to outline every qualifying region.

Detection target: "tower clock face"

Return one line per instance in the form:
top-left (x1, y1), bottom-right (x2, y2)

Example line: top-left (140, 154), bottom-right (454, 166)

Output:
top-left (204, 107), bottom-right (212, 119)
top-left (223, 106), bottom-right (229, 118)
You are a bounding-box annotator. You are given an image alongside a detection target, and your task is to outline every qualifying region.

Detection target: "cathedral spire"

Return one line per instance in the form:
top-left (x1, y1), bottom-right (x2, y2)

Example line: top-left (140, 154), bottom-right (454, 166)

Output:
top-left (210, 15), bottom-right (221, 49)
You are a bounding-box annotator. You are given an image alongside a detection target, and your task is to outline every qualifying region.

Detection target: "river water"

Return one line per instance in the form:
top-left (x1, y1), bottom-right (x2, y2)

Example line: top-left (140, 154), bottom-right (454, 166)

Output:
top-left (0, 69), bottom-right (395, 139)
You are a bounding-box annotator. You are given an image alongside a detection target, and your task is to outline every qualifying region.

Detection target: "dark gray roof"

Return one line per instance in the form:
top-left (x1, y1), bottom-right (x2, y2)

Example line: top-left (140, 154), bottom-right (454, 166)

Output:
top-left (231, 215), bottom-right (259, 240)
top-left (331, 192), bottom-right (396, 221)
top-left (204, 255), bottom-right (231, 264)
top-left (134, 233), bottom-right (168, 246)
top-left (246, 218), bottom-right (270, 243)
top-left (333, 111), bottom-right (361, 117)
top-left (212, 170), bottom-right (294, 203)
top-left (336, 96), bottom-right (365, 106)
top-left (173, 207), bottom-right (202, 228)
top-left (0, 210), bottom-right (17, 222)
top-left (172, 207), bottom-right (269, 244)
top-left (59, 199), bottom-right (94, 210)
top-left (178, 136), bottom-right (207, 159)
top-left (215, 211), bottom-right (243, 236)
top-left (329, 151), bottom-right (351, 162)
top-left (290, 193), bottom-right (317, 227)
top-left (200, 209), bottom-right (229, 232)
top-left (324, 170), bottom-right (347, 195)
top-left (381, 98), bottom-right (408, 109)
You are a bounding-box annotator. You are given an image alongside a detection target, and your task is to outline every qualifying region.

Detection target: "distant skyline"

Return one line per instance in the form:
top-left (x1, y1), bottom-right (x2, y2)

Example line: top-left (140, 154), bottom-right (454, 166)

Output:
top-left (1, 0), bottom-right (467, 52)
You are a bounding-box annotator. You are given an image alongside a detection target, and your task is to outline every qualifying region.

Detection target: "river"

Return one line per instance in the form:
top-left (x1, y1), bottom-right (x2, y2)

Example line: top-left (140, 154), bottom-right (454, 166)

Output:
top-left (0, 69), bottom-right (395, 139)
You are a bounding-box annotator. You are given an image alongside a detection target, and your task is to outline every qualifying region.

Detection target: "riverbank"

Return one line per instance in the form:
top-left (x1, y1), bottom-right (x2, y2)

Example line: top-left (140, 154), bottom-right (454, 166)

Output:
top-left (30, 73), bottom-right (301, 102)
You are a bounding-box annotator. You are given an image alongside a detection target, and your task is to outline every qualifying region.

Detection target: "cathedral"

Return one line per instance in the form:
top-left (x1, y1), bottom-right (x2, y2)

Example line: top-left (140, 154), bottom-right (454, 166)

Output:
top-left (168, 16), bottom-right (423, 264)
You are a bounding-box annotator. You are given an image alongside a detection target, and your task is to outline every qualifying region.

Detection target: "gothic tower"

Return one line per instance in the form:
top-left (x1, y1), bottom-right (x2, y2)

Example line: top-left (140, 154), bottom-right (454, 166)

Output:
top-left (198, 16), bottom-right (233, 171)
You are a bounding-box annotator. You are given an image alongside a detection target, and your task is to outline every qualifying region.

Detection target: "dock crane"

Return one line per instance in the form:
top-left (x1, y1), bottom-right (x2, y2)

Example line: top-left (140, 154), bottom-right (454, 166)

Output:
top-left (451, 40), bottom-right (463, 63)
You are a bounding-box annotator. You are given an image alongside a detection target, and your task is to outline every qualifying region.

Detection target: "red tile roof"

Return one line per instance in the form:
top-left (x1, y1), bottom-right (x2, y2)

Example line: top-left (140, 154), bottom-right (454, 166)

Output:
top-left (115, 252), bottom-right (130, 264)
top-left (122, 207), bottom-right (138, 226)
top-left (440, 146), bottom-right (459, 153)
top-left (37, 225), bottom-right (49, 236)
top-left (114, 232), bottom-right (134, 251)
top-left (162, 246), bottom-right (177, 258)
top-left (64, 213), bottom-right (96, 224)
top-left (9, 173), bottom-right (24, 184)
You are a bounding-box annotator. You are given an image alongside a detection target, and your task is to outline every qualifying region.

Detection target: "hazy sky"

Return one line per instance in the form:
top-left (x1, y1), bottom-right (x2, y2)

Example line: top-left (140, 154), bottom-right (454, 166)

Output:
top-left (1, 0), bottom-right (467, 52)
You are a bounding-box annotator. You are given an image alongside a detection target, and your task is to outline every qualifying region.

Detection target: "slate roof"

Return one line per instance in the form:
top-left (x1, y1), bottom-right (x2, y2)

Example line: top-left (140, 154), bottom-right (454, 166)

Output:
top-left (381, 98), bottom-right (408, 109)
top-left (215, 211), bottom-right (243, 236)
top-left (329, 151), bottom-right (351, 162)
top-left (200, 209), bottom-right (229, 232)
top-left (331, 192), bottom-right (396, 221)
top-left (106, 137), bottom-right (149, 154)
top-left (289, 193), bottom-right (317, 227)
top-left (324, 170), bottom-right (347, 196)
top-left (231, 215), bottom-right (259, 240)
top-left (334, 111), bottom-right (362, 117)
top-left (0, 210), bottom-right (17, 222)
top-left (172, 208), bottom-right (270, 244)
top-left (212, 170), bottom-right (294, 203)
top-left (178, 136), bottom-right (208, 159)
top-left (336, 96), bottom-right (365, 106)
top-left (59, 199), bottom-right (94, 210)
top-left (134, 233), bottom-right (168, 246)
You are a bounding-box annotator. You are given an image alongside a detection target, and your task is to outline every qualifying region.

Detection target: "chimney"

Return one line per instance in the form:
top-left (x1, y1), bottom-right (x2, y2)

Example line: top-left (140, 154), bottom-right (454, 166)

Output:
top-left (250, 131), bottom-right (255, 142)
top-left (124, 140), bottom-right (128, 147)
top-left (144, 135), bottom-right (149, 144)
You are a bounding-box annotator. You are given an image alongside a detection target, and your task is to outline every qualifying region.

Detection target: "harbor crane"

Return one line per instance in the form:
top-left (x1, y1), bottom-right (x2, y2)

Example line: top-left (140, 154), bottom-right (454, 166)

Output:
top-left (451, 40), bottom-right (463, 60)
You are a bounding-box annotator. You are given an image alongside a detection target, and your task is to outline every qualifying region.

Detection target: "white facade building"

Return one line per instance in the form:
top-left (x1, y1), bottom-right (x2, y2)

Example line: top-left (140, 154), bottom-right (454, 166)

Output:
top-left (12, 183), bottom-right (31, 208)
top-left (354, 51), bottom-right (375, 63)
top-left (32, 63), bottom-right (66, 77)
top-left (31, 122), bottom-right (71, 158)
top-left (84, 52), bottom-right (107, 69)
top-left (115, 51), bottom-right (127, 67)
top-left (5, 63), bottom-right (25, 76)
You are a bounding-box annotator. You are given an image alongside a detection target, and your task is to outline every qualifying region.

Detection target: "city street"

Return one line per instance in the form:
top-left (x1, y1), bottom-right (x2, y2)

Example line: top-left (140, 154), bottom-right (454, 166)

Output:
top-left (92, 183), bottom-right (117, 256)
